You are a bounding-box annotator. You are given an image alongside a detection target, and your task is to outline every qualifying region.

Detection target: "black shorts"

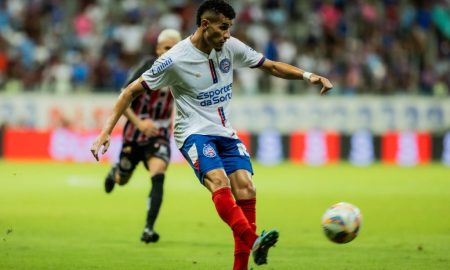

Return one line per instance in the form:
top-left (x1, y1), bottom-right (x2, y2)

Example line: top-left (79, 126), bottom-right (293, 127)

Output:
top-left (117, 137), bottom-right (171, 176)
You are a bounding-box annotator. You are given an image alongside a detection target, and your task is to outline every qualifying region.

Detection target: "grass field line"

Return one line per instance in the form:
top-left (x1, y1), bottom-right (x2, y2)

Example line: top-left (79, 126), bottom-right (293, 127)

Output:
top-left (66, 175), bottom-right (100, 188)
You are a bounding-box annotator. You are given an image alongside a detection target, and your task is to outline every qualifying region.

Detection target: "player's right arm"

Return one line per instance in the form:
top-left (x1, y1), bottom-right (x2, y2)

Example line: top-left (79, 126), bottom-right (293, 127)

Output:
top-left (90, 77), bottom-right (146, 161)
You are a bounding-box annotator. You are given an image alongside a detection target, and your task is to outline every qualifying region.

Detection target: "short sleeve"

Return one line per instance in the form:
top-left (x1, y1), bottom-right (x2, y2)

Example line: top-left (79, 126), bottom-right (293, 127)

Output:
top-left (229, 37), bottom-right (265, 69)
top-left (141, 55), bottom-right (176, 90)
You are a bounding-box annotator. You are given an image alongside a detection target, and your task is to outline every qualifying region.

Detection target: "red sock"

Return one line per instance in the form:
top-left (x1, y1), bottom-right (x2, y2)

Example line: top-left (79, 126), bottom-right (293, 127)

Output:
top-left (233, 198), bottom-right (257, 270)
top-left (212, 187), bottom-right (257, 249)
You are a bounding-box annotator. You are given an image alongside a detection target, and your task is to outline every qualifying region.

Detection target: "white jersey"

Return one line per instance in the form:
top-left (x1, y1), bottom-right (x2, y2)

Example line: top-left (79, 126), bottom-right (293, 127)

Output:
top-left (142, 36), bottom-right (265, 148)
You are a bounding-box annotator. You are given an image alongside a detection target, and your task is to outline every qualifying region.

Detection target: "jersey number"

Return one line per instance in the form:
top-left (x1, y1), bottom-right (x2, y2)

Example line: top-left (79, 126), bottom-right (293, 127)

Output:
top-left (237, 143), bottom-right (250, 157)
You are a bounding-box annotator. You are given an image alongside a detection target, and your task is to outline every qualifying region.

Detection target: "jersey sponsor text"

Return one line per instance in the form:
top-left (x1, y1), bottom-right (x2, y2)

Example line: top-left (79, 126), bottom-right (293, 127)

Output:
top-left (197, 83), bottom-right (233, 107)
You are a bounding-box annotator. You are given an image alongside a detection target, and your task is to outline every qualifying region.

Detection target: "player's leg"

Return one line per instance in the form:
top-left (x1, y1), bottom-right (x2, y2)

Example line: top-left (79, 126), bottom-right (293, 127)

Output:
top-left (223, 141), bottom-right (256, 269)
top-left (222, 138), bottom-right (278, 267)
top-left (104, 165), bottom-right (117, 193)
top-left (180, 135), bottom-right (258, 249)
top-left (204, 169), bottom-right (258, 250)
top-left (104, 144), bottom-right (138, 193)
top-left (229, 170), bottom-right (256, 270)
top-left (141, 137), bottom-right (171, 243)
top-left (141, 157), bottom-right (168, 243)
top-left (208, 170), bottom-right (279, 266)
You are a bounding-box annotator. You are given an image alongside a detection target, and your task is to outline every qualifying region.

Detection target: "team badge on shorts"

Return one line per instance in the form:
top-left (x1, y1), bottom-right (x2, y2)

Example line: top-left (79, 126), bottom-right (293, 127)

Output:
top-left (219, 58), bottom-right (231, 73)
top-left (203, 144), bottom-right (217, 158)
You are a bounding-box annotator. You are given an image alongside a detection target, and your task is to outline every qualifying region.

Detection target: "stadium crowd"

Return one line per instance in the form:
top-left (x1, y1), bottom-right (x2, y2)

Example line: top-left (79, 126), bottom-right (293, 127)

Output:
top-left (0, 0), bottom-right (448, 95)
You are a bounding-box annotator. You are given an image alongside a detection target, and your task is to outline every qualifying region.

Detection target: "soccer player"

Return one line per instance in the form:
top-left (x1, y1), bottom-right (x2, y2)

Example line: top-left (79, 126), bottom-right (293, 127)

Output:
top-left (103, 29), bottom-right (182, 244)
top-left (91, 0), bottom-right (332, 268)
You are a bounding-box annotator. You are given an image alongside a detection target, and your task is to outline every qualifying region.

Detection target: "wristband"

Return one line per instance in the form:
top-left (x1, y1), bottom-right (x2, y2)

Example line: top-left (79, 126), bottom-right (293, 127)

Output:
top-left (303, 72), bottom-right (312, 80)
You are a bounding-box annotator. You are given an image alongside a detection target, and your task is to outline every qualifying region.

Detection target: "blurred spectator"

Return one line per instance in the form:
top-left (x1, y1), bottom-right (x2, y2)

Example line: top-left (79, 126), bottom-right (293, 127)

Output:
top-left (0, 0), bottom-right (448, 96)
top-left (41, 52), bottom-right (72, 94)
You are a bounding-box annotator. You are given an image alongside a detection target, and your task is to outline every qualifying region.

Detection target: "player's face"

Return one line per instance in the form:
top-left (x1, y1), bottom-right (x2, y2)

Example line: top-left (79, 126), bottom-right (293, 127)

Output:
top-left (156, 38), bottom-right (178, 57)
top-left (203, 14), bottom-right (232, 51)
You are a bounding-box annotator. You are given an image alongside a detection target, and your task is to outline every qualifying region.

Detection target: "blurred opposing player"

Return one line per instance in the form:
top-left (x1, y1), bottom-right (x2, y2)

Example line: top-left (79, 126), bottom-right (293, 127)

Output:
top-left (103, 29), bottom-right (182, 244)
top-left (91, 0), bottom-right (332, 268)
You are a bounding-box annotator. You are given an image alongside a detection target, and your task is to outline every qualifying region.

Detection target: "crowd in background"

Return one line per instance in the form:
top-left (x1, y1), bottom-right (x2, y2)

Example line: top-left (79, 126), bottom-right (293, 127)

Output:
top-left (0, 0), bottom-right (448, 95)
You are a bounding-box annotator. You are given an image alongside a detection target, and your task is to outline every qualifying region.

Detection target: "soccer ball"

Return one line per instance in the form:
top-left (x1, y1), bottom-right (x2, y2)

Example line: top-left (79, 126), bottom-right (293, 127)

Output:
top-left (321, 202), bottom-right (362, 244)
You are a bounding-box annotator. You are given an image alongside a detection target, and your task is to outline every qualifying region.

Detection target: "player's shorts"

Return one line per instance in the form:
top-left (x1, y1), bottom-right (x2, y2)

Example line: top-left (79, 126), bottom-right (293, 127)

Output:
top-left (116, 136), bottom-right (171, 178)
top-left (179, 134), bottom-right (253, 184)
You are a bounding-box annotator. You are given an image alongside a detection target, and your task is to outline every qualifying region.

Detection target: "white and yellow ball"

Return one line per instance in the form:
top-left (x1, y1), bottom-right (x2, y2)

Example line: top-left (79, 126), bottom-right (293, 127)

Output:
top-left (321, 202), bottom-right (362, 244)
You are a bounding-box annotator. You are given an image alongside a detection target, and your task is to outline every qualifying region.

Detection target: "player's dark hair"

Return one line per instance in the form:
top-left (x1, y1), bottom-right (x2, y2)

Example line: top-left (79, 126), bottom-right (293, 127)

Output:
top-left (196, 0), bottom-right (236, 26)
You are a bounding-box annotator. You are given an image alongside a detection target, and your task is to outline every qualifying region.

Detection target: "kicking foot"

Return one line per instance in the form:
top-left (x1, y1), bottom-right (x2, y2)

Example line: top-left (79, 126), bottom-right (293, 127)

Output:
top-left (251, 229), bottom-right (279, 265)
top-left (141, 228), bottom-right (160, 244)
top-left (104, 167), bottom-right (116, 193)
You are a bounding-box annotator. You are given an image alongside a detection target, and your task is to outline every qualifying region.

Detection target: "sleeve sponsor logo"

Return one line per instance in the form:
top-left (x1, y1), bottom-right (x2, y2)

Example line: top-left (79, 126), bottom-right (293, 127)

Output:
top-left (151, 57), bottom-right (173, 75)
top-left (196, 83), bottom-right (233, 107)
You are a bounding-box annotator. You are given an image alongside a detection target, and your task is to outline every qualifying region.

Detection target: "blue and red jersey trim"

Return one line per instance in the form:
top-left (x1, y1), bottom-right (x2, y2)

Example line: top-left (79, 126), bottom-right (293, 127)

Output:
top-left (208, 59), bottom-right (219, 84)
top-left (218, 106), bottom-right (226, 126)
top-left (250, 56), bottom-right (266, 68)
top-left (141, 80), bottom-right (151, 91)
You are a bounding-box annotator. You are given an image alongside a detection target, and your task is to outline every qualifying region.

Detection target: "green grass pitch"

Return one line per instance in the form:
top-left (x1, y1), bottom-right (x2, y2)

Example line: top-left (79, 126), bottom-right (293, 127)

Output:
top-left (1, 160), bottom-right (449, 270)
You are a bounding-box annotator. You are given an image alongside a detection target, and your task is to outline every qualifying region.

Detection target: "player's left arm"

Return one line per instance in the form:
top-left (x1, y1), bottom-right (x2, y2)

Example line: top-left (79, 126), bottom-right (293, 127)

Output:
top-left (258, 59), bottom-right (333, 95)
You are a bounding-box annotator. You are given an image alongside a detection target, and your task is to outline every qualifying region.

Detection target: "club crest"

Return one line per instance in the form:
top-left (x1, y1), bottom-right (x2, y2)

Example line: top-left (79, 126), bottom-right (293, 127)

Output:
top-left (219, 58), bottom-right (231, 73)
top-left (203, 144), bottom-right (217, 158)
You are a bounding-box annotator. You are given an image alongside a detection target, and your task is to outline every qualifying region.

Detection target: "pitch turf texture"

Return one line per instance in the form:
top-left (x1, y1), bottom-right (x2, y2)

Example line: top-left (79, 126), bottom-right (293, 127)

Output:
top-left (1, 161), bottom-right (449, 270)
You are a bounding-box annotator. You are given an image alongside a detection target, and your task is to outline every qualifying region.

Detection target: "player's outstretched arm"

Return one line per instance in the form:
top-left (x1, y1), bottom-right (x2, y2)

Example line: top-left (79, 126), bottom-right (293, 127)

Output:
top-left (258, 59), bottom-right (333, 95)
top-left (90, 77), bottom-right (147, 161)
